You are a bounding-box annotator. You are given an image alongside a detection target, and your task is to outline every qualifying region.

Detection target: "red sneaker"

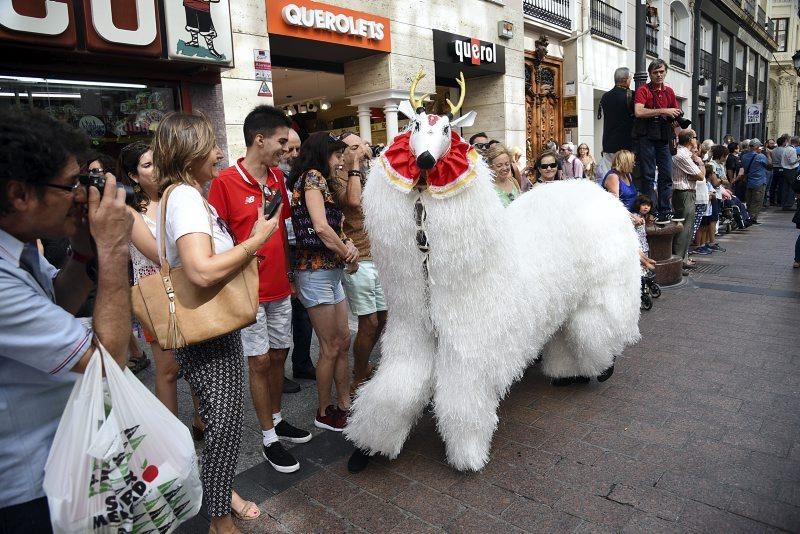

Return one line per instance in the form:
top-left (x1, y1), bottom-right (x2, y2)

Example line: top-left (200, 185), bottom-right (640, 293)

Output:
top-left (314, 405), bottom-right (345, 432)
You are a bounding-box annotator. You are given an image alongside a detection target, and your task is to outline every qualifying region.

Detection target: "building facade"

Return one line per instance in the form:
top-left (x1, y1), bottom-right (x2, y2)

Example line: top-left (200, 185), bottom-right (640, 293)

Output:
top-left (766, 0), bottom-right (800, 137)
top-left (223, 0), bottom-right (526, 159)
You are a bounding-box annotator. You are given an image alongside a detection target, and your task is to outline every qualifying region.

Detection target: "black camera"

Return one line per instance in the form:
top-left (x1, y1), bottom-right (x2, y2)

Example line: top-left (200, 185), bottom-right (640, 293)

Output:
top-left (676, 117), bottom-right (692, 129)
top-left (371, 144), bottom-right (385, 158)
top-left (79, 169), bottom-right (136, 206)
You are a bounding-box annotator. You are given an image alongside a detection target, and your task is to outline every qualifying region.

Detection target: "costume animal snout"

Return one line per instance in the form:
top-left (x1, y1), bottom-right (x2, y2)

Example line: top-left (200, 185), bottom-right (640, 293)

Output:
top-left (417, 151), bottom-right (436, 170)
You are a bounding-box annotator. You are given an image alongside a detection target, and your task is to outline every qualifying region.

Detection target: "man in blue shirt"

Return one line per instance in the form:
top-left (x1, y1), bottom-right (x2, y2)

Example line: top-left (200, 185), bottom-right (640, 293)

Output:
top-left (739, 138), bottom-right (769, 223)
top-left (0, 109), bottom-right (133, 532)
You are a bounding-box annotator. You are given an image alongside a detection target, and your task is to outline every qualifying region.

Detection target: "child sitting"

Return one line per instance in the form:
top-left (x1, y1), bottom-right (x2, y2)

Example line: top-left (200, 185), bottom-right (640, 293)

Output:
top-left (632, 194), bottom-right (656, 270)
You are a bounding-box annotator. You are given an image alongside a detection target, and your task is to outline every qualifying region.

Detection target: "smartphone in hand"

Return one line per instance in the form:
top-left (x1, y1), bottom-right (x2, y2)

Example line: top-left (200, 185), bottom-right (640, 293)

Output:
top-left (264, 189), bottom-right (283, 219)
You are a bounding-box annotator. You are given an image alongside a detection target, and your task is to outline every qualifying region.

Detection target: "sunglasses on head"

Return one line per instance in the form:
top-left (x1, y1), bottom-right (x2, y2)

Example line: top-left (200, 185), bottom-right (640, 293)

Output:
top-left (539, 162), bottom-right (558, 170)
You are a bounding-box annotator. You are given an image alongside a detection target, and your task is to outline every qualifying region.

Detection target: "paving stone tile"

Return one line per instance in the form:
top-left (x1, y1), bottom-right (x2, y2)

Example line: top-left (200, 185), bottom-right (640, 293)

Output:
top-left (679, 500), bottom-right (767, 534)
top-left (335, 491), bottom-right (408, 533)
top-left (777, 481), bottom-right (800, 507)
top-left (444, 476), bottom-right (516, 516)
top-left (553, 490), bottom-right (636, 529)
top-left (656, 470), bottom-right (734, 509)
top-left (391, 484), bottom-right (466, 527)
top-left (621, 511), bottom-right (684, 534)
top-left (388, 517), bottom-right (443, 534)
top-left (539, 435), bottom-right (604, 465)
top-left (607, 484), bottom-right (687, 522)
top-left (495, 420), bottom-right (551, 448)
top-left (497, 402), bottom-right (547, 426)
top-left (443, 509), bottom-right (520, 533)
top-left (492, 441), bottom-right (561, 474)
top-left (592, 452), bottom-right (666, 488)
top-left (487, 465), bottom-right (574, 506)
top-left (531, 413), bottom-right (594, 439)
top-left (236, 512), bottom-right (289, 534)
top-left (573, 520), bottom-right (618, 534)
top-left (268, 491), bottom-right (350, 533)
top-left (745, 452), bottom-right (800, 483)
top-left (500, 497), bottom-right (582, 532)
top-left (703, 464), bottom-right (780, 499)
top-left (582, 428), bottom-right (648, 458)
top-left (722, 429), bottom-right (792, 458)
top-left (342, 462), bottom-right (415, 500)
top-left (662, 413), bottom-right (728, 440)
top-left (386, 452), bottom-right (462, 492)
top-left (294, 469), bottom-right (360, 508)
top-left (547, 459), bottom-right (614, 496)
top-left (727, 489), bottom-right (800, 531)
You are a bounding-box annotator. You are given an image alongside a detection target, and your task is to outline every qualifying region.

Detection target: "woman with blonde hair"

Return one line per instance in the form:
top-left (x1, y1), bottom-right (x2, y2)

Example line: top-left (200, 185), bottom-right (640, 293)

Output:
top-left (577, 143), bottom-right (595, 179)
top-left (485, 143), bottom-right (522, 206)
top-left (601, 149), bottom-right (638, 211)
top-left (153, 112), bottom-right (280, 533)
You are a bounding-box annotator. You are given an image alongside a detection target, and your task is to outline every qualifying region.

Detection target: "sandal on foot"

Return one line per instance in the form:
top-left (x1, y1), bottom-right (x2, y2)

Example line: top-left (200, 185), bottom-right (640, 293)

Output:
top-left (231, 500), bottom-right (260, 521)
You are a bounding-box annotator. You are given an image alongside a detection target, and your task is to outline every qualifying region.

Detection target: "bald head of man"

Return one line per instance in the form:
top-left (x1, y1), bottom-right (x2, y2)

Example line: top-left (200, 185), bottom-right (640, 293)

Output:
top-left (282, 128), bottom-right (301, 166)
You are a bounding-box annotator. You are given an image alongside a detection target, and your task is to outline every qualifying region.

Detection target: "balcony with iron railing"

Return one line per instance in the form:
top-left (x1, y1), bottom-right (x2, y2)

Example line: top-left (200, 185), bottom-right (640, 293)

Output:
top-left (756, 6), bottom-right (766, 27)
top-left (646, 25), bottom-right (658, 57)
top-left (669, 37), bottom-right (686, 69)
top-left (735, 68), bottom-right (746, 90)
top-left (590, 0), bottom-right (623, 44)
top-left (523, 0), bottom-right (572, 30)
top-left (718, 59), bottom-right (730, 84)
top-left (742, 0), bottom-right (755, 17)
top-left (748, 75), bottom-right (756, 95)
top-left (699, 50), bottom-right (714, 78)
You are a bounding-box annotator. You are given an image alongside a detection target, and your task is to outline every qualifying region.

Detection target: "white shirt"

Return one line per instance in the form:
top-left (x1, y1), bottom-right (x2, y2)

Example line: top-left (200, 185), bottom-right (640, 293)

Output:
top-left (157, 184), bottom-right (234, 268)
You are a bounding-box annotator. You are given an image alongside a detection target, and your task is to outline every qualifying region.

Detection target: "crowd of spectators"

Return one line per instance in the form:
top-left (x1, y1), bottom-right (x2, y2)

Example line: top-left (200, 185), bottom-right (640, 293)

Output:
top-left (2, 76), bottom-right (799, 533)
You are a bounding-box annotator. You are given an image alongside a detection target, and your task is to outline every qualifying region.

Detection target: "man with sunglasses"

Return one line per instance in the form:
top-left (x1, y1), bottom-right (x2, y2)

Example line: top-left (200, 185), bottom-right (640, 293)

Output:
top-left (208, 105), bottom-right (312, 475)
top-left (0, 108), bottom-right (133, 532)
top-left (469, 132), bottom-right (493, 156)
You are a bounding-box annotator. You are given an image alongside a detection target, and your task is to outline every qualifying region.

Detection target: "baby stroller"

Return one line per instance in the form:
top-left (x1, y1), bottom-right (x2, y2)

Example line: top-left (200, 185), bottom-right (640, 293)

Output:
top-left (641, 269), bottom-right (661, 311)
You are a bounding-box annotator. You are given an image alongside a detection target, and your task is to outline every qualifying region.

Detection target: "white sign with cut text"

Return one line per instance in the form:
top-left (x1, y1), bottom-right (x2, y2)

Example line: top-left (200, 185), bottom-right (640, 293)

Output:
top-left (280, 3), bottom-right (385, 41)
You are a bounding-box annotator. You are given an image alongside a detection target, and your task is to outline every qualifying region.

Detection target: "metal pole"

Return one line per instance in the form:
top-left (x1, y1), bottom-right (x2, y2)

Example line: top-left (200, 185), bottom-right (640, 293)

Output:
top-left (634, 0), bottom-right (647, 89)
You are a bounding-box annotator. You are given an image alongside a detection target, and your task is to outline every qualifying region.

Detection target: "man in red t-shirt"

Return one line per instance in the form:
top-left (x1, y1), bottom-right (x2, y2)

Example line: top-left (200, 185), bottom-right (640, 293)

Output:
top-left (208, 105), bottom-right (311, 474)
top-left (633, 59), bottom-right (683, 222)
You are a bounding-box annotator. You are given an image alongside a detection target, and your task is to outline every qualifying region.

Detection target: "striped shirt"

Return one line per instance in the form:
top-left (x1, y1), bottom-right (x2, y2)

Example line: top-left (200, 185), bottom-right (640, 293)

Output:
top-left (672, 145), bottom-right (700, 190)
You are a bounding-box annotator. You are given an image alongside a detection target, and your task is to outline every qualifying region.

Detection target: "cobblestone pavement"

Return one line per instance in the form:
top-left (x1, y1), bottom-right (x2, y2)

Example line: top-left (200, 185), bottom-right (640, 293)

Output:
top-left (161, 207), bottom-right (800, 533)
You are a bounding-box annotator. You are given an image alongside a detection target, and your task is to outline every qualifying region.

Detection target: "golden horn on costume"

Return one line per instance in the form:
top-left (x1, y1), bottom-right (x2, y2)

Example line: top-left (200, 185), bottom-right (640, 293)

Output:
top-left (409, 69), bottom-right (428, 111)
top-left (447, 72), bottom-right (466, 116)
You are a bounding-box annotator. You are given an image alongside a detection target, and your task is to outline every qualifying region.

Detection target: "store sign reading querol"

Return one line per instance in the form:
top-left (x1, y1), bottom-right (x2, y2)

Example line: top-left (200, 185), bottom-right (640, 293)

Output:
top-left (0, 0), bottom-right (234, 66)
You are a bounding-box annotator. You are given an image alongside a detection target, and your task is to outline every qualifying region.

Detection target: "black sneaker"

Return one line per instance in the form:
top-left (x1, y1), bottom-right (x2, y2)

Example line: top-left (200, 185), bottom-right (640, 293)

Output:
top-left (293, 367), bottom-right (317, 380)
top-left (347, 448), bottom-right (371, 474)
top-left (654, 213), bottom-right (673, 225)
top-left (262, 441), bottom-right (300, 473)
top-left (283, 376), bottom-right (301, 394)
top-left (275, 420), bottom-right (312, 444)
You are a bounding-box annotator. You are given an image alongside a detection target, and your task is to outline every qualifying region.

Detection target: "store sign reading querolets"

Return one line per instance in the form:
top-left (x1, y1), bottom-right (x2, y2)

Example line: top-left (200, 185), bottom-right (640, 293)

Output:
top-left (281, 3), bottom-right (385, 41)
top-left (266, 0), bottom-right (391, 53)
top-left (0, 0), bottom-right (234, 66)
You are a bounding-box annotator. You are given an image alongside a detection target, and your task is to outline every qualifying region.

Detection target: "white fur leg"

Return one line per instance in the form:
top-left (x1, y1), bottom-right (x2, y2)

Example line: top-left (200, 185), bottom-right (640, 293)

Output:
top-left (344, 321), bottom-right (436, 458)
top-left (539, 330), bottom-right (579, 379)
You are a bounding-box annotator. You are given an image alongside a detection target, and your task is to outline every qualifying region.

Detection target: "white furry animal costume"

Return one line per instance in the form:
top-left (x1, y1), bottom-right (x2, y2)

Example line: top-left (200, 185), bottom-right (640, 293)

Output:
top-left (344, 72), bottom-right (641, 472)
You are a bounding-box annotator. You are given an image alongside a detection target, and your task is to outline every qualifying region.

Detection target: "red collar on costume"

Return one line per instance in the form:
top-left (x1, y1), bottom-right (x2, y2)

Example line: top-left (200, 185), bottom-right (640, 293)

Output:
top-left (379, 130), bottom-right (480, 198)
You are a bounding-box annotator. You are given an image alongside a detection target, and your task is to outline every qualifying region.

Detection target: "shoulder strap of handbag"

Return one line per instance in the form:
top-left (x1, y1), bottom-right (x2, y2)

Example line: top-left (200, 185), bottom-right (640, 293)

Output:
top-left (158, 184), bottom-right (217, 275)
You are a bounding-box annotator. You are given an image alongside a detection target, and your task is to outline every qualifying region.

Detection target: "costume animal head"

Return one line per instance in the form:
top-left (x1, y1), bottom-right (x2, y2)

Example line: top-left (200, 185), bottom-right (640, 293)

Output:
top-left (398, 70), bottom-right (477, 170)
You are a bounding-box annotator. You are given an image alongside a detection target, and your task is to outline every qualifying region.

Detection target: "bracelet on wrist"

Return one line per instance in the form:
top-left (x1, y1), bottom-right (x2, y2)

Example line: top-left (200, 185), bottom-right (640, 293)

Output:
top-left (347, 170), bottom-right (363, 178)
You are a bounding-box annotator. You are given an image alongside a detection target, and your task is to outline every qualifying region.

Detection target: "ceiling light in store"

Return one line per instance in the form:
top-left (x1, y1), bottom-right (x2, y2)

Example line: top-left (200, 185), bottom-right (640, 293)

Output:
top-left (0, 76), bottom-right (146, 89)
top-left (298, 104), bottom-right (307, 114)
top-left (286, 106), bottom-right (295, 116)
top-left (0, 91), bottom-right (81, 99)
top-left (320, 100), bottom-right (331, 111)
top-left (307, 102), bottom-right (318, 112)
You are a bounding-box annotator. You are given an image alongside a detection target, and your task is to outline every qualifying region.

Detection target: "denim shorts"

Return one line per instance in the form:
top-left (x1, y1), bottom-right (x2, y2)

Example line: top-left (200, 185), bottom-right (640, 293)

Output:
top-left (342, 261), bottom-right (387, 316)
top-left (294, 268), bottom-right (346, 308)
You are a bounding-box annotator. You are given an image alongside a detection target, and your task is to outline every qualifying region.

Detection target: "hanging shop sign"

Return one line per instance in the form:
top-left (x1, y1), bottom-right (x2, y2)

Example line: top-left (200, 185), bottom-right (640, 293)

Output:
top-left (432, 30), bottom-right (505, 78)
top-left (728, 91), bottom-right (746, 106)
top-left (0, 0), bottom-right (233, 66)
top-left (745, 103), bottom-right (762, 124)
top-left (267, 0), bottom-right (391, 53)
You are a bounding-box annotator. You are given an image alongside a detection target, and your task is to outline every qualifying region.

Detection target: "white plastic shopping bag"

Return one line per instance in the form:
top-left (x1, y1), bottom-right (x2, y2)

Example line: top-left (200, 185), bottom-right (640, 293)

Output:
top-left (43, 342), bottom-right (202, 533)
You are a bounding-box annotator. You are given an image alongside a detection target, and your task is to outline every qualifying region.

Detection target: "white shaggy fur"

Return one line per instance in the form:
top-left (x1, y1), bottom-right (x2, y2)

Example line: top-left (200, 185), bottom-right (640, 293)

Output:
top-left (344, 156), bottom-right (641, 472)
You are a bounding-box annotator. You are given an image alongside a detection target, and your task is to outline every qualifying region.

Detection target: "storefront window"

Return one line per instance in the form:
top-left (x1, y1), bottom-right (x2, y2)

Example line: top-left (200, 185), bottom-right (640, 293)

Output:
top-left (0, 75), bottom-right (178, 157)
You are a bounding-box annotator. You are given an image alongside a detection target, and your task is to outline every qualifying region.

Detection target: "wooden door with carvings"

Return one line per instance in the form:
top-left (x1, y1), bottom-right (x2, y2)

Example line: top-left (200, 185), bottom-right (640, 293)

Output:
top-left (525, 55), bottom-right (563, 161)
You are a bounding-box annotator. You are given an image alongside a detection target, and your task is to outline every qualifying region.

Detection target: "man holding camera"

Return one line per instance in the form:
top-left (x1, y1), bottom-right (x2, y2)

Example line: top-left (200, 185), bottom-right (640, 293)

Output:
top-left (634, 59), bottom-right (685, 223)
top-left (0, 109), bottom-right (133, 532)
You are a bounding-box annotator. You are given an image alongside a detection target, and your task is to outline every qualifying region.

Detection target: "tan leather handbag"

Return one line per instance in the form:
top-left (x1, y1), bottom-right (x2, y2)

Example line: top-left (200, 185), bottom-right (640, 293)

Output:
top-left (131, 184), bottom-right (259, 350)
